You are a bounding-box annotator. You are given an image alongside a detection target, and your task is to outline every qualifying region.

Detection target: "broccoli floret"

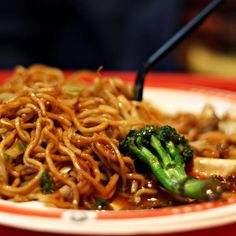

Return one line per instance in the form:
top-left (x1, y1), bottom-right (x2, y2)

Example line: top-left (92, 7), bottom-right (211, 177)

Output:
top-left (119, 125), bottom-right (222, 201)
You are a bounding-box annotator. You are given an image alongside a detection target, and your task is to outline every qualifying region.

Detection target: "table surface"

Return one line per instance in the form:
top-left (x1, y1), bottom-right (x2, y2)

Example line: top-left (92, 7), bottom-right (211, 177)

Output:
top-left (1, 222), bottom-right (236, 236)
top-left (1, 71), bottom-right (236, 236)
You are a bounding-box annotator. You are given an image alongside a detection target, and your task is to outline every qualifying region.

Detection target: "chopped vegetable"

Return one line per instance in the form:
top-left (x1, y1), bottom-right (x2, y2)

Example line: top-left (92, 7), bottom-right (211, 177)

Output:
top-left (62, 84), bottom-right (84, 96)
top-left (193, 157), bottom-right (236, 178)
top-left (119, 125), bottom-right (222, 201)
top-left (96, 198), bottom-right (107, 208)
top-left (41, 171), bottom-right (55, 194)
top-left (3, 153), bottom-right (10, 161)
top-left (4, 140), bottom-right (27, 159)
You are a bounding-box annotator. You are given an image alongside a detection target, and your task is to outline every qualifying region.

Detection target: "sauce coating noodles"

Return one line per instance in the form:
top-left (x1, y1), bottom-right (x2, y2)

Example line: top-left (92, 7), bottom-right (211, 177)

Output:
top-left (0, 65), bottom-right (235, 210)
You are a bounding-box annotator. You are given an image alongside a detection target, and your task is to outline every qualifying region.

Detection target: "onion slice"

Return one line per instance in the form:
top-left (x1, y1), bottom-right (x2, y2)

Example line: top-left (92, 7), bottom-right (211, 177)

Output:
top-left (193, 157), bottom-right (236, 178)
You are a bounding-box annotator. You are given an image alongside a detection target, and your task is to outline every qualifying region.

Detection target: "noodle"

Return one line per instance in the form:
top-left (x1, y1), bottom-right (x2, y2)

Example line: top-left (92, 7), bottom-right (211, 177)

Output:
top-left (0, 64), bottom-right (236, 210)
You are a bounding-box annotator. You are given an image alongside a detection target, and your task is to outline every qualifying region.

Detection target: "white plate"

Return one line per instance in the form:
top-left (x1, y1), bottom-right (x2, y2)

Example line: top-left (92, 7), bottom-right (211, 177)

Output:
top-left (1, 86), bottom-right (236, 235)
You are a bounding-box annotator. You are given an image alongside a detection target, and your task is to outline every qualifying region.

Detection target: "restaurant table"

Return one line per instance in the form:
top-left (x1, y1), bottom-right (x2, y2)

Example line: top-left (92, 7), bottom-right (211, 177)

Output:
top-left (1, 70), bottom-right (236, 236)
top-left (1, 222), bottom-right (236, 236)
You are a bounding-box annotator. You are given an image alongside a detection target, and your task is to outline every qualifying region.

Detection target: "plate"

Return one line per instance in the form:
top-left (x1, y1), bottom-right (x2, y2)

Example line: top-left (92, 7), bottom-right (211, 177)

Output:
top-left (1, 74), bottom-right (236, 235)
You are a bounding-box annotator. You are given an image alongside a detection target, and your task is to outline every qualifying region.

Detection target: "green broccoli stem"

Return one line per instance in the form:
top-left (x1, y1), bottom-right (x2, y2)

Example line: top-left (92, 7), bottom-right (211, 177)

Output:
top-left (120, 125), bottom-right (223, 201)
top-left (150, 136), bottom-right (187, 184)
top-left (145, 135), bottom-right (221, 201)
top-left (130, 143), bottom-right (179, 194)
top-left (183, 177), bottom-right (222, 201)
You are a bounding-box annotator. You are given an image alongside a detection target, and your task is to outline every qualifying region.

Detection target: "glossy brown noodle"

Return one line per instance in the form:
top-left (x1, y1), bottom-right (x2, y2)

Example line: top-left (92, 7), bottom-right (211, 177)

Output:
top-left (0, 65), bottom-right (235, 210)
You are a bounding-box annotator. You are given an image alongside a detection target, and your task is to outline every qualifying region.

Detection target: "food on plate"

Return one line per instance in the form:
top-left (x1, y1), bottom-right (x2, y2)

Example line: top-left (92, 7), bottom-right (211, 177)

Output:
top-left (119, 125), bottom-right (222, 201)
top-left (0, 64), bottom-right (235, 210)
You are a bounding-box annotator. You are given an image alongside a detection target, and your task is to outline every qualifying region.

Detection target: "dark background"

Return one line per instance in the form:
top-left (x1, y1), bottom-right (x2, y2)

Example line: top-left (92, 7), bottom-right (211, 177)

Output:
top-left (0, 0), bottom-right (235, 75)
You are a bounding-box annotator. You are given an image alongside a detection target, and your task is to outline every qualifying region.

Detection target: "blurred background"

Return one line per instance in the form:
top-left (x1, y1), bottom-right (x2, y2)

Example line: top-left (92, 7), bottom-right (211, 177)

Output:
top-left (0, 0), bottom-right (235, 76)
